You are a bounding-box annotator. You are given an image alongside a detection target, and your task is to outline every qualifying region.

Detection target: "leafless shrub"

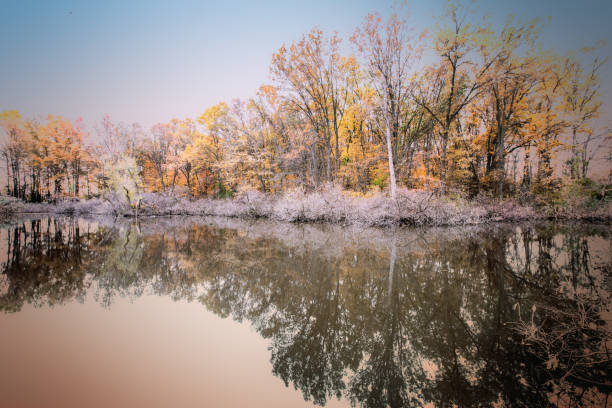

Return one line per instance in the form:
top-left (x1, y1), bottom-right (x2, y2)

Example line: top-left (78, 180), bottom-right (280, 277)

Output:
top-left (140, 192), bottom-right (180, 214)
top-left (100, 192), bottom-right (131, 215)
top-left (0, 195), bottom-right (23, 218)
top-left (6, 188), bottom-right (610, 226)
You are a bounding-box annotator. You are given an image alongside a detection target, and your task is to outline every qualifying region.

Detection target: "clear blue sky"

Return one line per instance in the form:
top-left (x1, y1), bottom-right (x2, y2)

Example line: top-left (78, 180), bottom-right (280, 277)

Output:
top-left (1, 0), bottom-right (610, 130)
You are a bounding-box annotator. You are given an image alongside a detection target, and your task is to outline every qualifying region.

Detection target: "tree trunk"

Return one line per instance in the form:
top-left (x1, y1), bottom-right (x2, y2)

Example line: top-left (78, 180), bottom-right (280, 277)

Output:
top-left (383, 93), bottom-right (397, 199)
top-left (184, 163), bottom-right (192, 196)
top-left (570, 127), bottom-right (578, 180)
top-left (385, 121), bottom-right (397, 199)
top-left (495, 124), bottom-right (505, 199)
top-left (522, 145), bottom-right (531, 188)
top-left (5, 157), bottom-right (10, 196)
top-left (424, 133), bottom-right (431, 189)
top-left (439, 130), bottom-right (448, 195)
top-left (75, 165), bottom-right (80, 197)
top-left (325, 128), bottom-right (332, 183)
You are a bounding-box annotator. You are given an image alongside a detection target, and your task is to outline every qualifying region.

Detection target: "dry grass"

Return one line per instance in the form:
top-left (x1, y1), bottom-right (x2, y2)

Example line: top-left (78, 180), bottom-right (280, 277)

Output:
top-left (5, 187), bottom-right (611, 226)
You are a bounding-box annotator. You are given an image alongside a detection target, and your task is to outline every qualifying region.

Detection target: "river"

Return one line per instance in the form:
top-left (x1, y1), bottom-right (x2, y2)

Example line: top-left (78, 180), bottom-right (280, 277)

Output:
top-left (0, 216), bottom-right (610, 407)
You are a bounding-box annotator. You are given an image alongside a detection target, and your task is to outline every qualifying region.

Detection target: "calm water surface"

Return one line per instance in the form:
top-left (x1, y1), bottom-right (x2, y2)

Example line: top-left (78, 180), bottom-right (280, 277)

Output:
top-left (0, 216), bottom-right (610, 407)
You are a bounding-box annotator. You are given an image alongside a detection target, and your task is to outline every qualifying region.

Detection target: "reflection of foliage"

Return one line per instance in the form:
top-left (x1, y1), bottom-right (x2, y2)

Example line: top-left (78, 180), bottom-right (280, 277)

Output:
top-left (0, 217), bottom-right (610, 407)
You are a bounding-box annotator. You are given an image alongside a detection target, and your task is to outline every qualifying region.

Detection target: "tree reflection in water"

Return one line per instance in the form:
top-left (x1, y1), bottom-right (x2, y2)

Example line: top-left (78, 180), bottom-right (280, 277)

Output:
top-left (1, 216), bottom-right (610, 407)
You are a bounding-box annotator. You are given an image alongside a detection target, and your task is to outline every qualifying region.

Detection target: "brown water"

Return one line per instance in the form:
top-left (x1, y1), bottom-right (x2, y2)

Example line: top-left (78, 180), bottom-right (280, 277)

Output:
top-left (0, 216), bottom-right (610, 407)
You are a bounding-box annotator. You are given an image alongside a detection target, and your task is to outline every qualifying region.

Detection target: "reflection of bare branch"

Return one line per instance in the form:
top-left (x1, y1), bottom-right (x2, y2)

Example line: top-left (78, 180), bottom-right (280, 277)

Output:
top-left (515, 269), bottom-right (612, 398)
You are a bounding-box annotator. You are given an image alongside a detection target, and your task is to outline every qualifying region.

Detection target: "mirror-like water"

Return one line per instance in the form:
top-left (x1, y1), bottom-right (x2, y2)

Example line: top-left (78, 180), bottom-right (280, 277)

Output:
top-left (0, 216), bottom-right (610, 407)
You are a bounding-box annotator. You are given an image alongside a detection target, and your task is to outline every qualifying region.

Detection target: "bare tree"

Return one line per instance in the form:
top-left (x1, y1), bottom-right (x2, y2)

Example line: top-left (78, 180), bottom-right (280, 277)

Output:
top-left (352, 13), bottom-right (418, 198)
top-left (413, 3), bottom-right (497, 195)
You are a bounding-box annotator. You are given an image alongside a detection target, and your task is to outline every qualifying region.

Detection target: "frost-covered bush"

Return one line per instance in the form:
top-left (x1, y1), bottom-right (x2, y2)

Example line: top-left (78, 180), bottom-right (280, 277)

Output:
top-left (483, 200), bottom-right (537, 221)
top-left (54, 198), bottom-right (111, 215)
top-left (0, 195), bottom-right (23, 217)
top-left (273, 188), bottom-right (309, 222)
top-left (100, 192), bottom-right (131, 215)
top-left (140, 192), bottom-right (180, 214)
top-left (6, 186), bottom-right (610, 225)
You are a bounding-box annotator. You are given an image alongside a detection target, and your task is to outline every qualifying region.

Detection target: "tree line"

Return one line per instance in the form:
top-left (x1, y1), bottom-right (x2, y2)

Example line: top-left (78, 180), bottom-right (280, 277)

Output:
top-left (1, 2), bottom-right (610, 203)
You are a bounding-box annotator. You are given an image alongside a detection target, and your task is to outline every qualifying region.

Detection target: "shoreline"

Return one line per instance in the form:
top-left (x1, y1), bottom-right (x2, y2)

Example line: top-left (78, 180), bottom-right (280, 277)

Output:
top-left (2, 190), bottom-right (610, 227)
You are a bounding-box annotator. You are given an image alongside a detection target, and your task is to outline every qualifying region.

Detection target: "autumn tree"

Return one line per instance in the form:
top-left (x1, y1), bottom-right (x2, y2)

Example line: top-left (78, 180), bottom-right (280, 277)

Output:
top-left (166, 118), bottom-right (198, 194)
top-left (0, 110), bottom-right (29, 199)
top-left (271, 28), bottom-right (357, 188)
top-left (35, 115), bottom-right (90, 199)
top-left (248, 86), bottom-right (293, 192)
top-left (561, 50), bottom-right (608, 180)
top-left (139, 123), bottom-right (173, 191)
top-left (182, 102), bottom-right (233, 197)
top-left (352, 13), bottom-right (421, 198)
top-left (524, 53), bottom-right (568, 192)
top-left (414, 2), bottom-right (496, 195)
top-left (482, 18), bottom-right (540, 197)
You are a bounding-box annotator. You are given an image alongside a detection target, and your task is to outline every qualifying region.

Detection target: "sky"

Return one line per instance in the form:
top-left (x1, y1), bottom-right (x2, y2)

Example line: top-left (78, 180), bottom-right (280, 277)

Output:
top-left (1, 0), bottom-right (611, 132)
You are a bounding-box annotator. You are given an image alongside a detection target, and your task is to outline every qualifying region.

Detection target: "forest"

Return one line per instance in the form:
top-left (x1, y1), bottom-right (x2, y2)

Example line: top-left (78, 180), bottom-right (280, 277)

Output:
top-left (1, 3), bottom-right (610, 214)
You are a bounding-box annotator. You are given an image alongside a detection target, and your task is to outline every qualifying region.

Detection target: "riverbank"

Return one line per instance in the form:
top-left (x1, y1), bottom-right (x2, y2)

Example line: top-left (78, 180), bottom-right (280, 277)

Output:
top-left (1, 189), bottom-right (610, 227)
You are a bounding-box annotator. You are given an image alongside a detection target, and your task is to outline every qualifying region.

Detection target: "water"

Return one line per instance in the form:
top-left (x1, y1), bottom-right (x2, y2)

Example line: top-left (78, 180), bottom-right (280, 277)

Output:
top-left (0, 216), bottom-right (610, 408)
